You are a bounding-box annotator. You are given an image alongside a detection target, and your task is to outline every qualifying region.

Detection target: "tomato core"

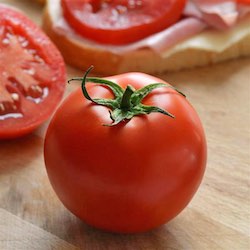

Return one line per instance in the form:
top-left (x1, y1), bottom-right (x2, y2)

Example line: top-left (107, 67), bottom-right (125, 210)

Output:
top-left (0, 25), bottom-right (53, 120)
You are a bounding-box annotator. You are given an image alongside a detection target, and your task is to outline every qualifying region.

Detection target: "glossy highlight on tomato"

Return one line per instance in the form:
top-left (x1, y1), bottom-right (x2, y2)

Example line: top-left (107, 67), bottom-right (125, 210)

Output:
top-left (44, 71), bottom-right (207, 233)
top-left (0, 4), bottom-right (66, 139)
top-left (61, 0), bottom-right (187, 45)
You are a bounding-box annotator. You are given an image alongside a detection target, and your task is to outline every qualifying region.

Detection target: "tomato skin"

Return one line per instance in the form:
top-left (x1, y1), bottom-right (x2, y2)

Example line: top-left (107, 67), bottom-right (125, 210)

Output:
top-left (44, 73), bottom-right (207, 233)
top-left (61, 0), bottom-right (187, 45)
top-left (0, 4), bottom-right (66, 139)
top-left (237, 0), bottom-right (250, 4)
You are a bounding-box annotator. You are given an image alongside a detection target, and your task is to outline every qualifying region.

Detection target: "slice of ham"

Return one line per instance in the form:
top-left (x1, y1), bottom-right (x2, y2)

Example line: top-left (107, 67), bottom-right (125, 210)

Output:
top-left (184, 0), bottom-right (203, 19)
top-left (184, 0), bottom-right (240, 30)
top-left (144, 17), bottom-right (207, 53)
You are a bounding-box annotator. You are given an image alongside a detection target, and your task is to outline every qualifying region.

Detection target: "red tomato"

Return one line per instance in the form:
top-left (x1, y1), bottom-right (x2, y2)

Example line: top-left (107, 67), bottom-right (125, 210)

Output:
top-left (237, 0), bottom-right (250, 4)
top-left (61, 0), bottom-right (187, 45)
top-left (44, 71), bottom-right (207, 233)
top-left (0, 4), bottom-right (66, 139)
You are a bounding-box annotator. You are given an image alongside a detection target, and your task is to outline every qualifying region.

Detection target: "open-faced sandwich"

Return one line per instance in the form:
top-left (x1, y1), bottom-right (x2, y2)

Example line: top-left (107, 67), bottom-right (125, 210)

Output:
top-left (43, 0), bottom-right (250, 74)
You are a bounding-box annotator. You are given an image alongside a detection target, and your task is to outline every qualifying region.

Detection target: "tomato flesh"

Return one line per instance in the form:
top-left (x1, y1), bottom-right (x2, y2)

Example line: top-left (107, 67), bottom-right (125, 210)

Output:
top-left (0, 5), bottom-right (66, 139)
top-left (61, 0), bottom-right (187, 44)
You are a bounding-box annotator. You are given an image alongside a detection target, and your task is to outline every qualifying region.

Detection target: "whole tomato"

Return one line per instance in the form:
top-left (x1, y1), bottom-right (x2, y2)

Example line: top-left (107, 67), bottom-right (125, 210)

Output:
top-left (44, 68), bottom-right (207, 233)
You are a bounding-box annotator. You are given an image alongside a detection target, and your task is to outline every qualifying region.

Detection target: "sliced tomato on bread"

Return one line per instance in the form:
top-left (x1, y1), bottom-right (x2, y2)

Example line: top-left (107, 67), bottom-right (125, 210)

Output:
top-left (61, 0), bottom-right (186, 45)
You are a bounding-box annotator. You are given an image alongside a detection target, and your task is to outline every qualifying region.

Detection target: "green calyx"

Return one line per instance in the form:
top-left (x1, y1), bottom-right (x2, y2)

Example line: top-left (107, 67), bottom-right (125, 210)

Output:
top-left (68, 67), bottom-right (186, 126)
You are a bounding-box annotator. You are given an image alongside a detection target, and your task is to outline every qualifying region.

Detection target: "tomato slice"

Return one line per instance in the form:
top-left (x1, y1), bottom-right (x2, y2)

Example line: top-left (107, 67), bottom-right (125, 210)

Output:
top-left (61, 0), bottom-right (187, 45)
top-left (0, 4), bottom-right (66, 139)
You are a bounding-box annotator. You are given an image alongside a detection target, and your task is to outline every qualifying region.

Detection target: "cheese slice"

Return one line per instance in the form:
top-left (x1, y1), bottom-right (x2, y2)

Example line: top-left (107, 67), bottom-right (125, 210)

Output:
top-left (164, 15), bottom-right (250, 57)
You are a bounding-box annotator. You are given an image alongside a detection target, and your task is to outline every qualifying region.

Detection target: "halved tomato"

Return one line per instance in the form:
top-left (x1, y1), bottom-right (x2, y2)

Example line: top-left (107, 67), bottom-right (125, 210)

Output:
top-left (0, 4), bottom-right (66, 139)
top-left (61, 0), bottom-right (187, 45)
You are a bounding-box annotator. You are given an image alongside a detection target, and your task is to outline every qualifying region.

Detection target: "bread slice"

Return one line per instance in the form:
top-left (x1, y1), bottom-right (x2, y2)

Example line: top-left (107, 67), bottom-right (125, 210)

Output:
top-left (43, 2), bottom-right (250, 75)
top-left (36, 0), bottom-right (46, 4)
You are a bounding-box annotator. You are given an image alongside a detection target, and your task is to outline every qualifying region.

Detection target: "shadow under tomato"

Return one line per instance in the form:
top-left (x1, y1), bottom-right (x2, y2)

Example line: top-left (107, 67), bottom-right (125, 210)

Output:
top-left (55, 213), bottom-right (183, 250)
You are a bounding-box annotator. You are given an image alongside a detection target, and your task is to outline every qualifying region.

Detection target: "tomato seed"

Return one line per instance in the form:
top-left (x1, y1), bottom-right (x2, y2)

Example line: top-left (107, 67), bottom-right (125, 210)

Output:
top-left (2, 38), bottom-right (10, 45)
top-left (11, 93), bottom-right (19, 101)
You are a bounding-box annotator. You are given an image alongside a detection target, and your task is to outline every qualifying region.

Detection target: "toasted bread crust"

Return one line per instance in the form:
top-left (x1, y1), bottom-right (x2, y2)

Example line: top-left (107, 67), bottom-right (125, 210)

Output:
top-left (35, 0), bottom-right (46, 4)
top-left (43, 7), bottom-right (250, 75)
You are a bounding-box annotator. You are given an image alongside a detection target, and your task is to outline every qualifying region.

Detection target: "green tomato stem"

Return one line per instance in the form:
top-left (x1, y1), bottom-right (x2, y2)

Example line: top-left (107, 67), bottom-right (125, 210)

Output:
top-left (120, 85), bottom-right (135, 110)
top-left (68, 66), bottom-right (186, 126)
